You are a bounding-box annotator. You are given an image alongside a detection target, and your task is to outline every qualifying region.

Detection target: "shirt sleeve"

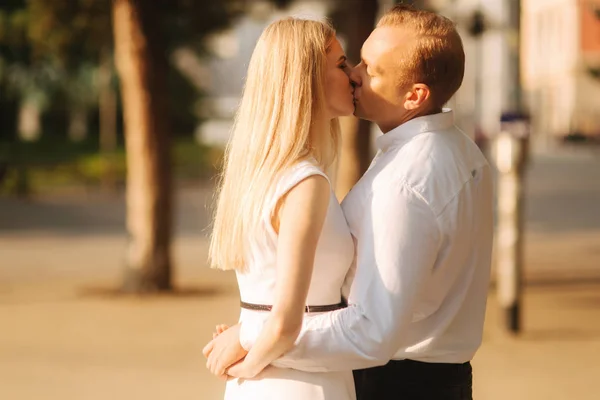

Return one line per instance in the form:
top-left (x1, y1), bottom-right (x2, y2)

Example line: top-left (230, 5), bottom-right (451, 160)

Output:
top-left (239, 181), bottom-right (442, 371)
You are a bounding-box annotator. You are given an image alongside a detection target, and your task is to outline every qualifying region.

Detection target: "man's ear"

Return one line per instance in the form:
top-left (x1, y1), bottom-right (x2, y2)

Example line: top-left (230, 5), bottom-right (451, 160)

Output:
top-left (403, 83), bottom-right (431, 110)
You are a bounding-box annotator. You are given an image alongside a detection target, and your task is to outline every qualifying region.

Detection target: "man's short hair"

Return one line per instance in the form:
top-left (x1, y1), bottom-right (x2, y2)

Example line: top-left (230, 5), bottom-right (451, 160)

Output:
top-left (378, 4), bottom-right (465, 108)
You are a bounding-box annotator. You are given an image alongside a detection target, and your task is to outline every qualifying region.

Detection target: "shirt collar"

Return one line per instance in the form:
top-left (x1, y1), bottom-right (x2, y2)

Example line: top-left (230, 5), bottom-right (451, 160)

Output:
top-left (375, 108), bottom-right (455, 152)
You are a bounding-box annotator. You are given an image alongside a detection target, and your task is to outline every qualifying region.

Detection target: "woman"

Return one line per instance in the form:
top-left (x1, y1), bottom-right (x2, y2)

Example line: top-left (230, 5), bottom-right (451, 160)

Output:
top-left (206, 17), bottom-right (356, 400)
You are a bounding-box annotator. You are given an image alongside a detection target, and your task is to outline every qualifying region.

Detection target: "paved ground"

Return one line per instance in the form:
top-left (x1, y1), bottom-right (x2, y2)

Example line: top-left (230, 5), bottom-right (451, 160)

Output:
top-left (1, 147), bottom-right (599, 399)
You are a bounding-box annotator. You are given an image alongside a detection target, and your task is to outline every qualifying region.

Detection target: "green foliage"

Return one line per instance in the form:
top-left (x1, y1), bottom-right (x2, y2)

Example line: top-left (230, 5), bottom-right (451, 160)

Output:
top-left (0, 1), bottom-right (67, 122)
top-left (25, 0), bottom-right (111, 69)
top-left (0, 0), bottom-right (291, 158)
top-left (0, 135), bottom-right (223, 194)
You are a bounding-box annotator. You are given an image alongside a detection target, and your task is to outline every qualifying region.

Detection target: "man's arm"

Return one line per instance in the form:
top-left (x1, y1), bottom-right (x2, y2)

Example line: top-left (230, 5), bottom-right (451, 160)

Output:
top-left (239, 182), bottom-right (442, 372)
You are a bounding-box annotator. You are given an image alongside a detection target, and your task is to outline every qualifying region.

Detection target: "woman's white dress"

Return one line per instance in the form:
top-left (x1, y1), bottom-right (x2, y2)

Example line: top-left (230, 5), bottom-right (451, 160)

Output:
top-left (224, 160), bottom-right (356, 400)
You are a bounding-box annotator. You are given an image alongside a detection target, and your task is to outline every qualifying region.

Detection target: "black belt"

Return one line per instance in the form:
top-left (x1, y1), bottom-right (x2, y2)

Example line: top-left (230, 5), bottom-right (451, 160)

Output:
top-left (240, 300), bottom-right (347, 313)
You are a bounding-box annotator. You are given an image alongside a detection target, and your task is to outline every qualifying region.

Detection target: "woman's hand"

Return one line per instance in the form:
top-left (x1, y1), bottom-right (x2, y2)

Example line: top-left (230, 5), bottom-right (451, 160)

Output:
top-left (203, 324), bottom-right (248, 379)
top-left (213, 324), bottom-right (229, 339)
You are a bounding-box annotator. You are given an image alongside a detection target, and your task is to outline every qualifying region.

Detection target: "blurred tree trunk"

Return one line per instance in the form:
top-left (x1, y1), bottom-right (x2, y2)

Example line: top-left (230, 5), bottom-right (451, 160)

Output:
top-left (113, 0), bottom-right (173, 292)
top-left (17, 99), bottom-right (41, 142)
top-left (332, 0), bottom-right (378, 200)
top-left (67, 106), bottom-right (88, 142)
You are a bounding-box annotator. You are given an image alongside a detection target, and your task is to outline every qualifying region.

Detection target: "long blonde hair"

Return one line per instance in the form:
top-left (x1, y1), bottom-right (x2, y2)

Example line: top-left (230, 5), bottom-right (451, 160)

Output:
top-left (209, 18), bottom-right (340, 272)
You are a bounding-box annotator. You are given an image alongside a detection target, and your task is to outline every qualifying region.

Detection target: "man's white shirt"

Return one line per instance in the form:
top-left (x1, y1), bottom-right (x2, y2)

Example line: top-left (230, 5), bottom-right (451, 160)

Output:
top-left (240, 109), bottom-right (494, 371)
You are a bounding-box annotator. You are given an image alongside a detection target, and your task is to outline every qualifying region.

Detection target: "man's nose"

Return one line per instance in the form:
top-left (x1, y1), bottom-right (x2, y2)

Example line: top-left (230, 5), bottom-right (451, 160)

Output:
top-left (348, 66), bottom-right (362, 87)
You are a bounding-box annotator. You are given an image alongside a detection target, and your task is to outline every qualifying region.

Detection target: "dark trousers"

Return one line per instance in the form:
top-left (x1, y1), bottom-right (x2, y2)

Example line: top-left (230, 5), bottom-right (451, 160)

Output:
top-left (353, 359), bottom-right (473, 400)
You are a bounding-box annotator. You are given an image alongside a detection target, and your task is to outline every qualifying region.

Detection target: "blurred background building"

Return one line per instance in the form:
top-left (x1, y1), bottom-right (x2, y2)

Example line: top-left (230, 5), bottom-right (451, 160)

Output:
top-left (522, 0), bottom-right (600, 148)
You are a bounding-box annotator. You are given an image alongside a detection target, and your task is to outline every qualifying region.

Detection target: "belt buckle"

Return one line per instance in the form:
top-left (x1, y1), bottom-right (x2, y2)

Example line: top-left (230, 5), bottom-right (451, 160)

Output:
top-left (306, 305), bottom-right (311, 313)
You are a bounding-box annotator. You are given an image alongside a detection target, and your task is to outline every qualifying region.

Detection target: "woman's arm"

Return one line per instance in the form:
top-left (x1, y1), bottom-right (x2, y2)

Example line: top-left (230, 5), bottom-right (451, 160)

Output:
top-left (205, 174), bottom-right (330, 378)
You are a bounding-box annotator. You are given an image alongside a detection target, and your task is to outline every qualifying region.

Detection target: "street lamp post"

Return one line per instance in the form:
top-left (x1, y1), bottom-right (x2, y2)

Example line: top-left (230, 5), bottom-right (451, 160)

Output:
top-left (493, 0), bottom-right (529, 334)
top-left (494, 112), bottom-right (529, 334)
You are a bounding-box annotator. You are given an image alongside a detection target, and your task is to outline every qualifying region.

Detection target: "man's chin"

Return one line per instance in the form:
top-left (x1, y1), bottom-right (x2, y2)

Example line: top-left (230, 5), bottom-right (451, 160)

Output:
top-left (353, 106), bottom-right (369, 121)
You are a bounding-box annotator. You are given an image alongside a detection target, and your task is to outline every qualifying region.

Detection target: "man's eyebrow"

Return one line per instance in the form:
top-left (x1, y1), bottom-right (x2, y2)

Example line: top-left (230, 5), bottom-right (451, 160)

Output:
top-left (360, 50), bottom-right (382, 74)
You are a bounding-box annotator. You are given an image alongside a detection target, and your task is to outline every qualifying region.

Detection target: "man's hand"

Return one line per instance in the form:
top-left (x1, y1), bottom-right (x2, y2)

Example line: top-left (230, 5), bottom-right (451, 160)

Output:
top-left (203, 324), bottom-right (248, 379)
top-left (226, 359), bottom-right (260, 380)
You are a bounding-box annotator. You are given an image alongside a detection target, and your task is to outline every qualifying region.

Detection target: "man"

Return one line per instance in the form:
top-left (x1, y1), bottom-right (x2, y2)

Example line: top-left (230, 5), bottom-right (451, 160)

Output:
top-left (205, 5), bottom-right (493, 399)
